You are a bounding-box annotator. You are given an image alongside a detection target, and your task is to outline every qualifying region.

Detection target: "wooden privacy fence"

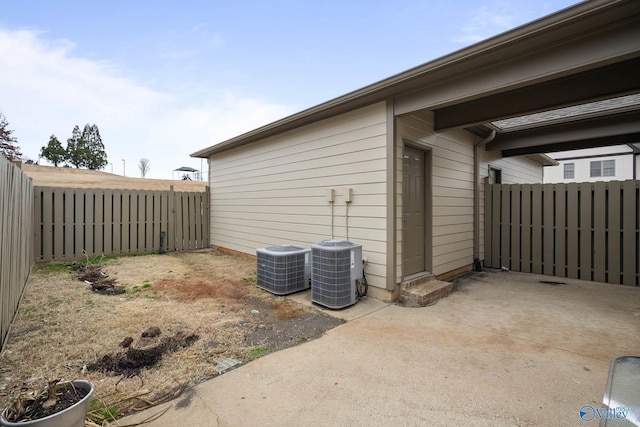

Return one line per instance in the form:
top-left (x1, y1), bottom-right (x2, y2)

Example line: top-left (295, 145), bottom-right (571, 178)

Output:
top-left (34, 186), bottom-right (210, 261)
top-left (0, 158), bottom-right (34, 349)
top-left (485, 181), bottom-right (639, 286)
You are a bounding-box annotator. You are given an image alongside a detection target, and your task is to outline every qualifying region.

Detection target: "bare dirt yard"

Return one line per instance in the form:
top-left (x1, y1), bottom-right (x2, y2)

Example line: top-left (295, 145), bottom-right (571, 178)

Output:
top-left (22, 164), bottom-right (208, 191)
top-left (0, 250), bottom-right (342, 424)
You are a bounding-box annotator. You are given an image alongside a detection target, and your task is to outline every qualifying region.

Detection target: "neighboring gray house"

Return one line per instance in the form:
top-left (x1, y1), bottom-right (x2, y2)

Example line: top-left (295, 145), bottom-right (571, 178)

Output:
top-left (193, 0), bottom-right (640, 301)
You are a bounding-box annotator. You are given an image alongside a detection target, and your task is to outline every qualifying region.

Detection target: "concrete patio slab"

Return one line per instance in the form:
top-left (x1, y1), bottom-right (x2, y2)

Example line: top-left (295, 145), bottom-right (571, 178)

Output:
top-left (286, 288), bottom-right (391, 321)
top-left (116, 270), bottom-right (640, 427)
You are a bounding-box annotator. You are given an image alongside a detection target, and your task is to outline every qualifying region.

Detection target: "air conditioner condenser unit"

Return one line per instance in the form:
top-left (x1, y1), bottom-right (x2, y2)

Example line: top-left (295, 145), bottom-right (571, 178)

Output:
top-left (311, 239), bottom-right (363, 309)
top-left (256, 245), bottom-right (311, 295)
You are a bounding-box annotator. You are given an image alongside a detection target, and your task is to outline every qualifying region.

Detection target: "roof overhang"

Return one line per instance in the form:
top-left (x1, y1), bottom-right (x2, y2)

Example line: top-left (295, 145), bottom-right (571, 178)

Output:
top-left (192, 0), bottom-right (640, 159)
top-left (486, 109), bottom-right (640, 157)
top-left (526, 153), bottom-right (559, 167)
top-left (432, 58), bottom-right (640, 132)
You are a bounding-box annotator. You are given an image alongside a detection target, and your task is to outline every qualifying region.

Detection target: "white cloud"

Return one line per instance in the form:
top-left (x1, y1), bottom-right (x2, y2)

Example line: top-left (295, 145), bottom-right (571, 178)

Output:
top-left (0, 28), bottom-right (292, 178)
top-left (452, 3), bottom-right (515, 45)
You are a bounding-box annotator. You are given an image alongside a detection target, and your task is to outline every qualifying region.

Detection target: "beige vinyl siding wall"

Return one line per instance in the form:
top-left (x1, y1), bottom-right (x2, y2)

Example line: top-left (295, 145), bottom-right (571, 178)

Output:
top-left (208, 102), bottom-right (389, 289)
top-left (396, 110), bottom-right (544, 280)
top-left (480, 152), bottom-right (543, 184)
top-left (396, 111), bottom-right (476, 279)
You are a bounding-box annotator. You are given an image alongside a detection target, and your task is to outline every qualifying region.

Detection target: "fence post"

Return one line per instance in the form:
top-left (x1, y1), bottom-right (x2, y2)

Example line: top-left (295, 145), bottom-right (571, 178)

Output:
top-left (204, 186), bottom-right (210, 249)
top-left (168, 185), bottom-right (176, 252)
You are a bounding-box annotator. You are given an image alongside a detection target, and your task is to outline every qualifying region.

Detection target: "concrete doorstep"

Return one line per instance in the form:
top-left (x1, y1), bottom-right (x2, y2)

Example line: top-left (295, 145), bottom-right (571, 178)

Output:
top-left (398, 273), bottom-right (453, 307)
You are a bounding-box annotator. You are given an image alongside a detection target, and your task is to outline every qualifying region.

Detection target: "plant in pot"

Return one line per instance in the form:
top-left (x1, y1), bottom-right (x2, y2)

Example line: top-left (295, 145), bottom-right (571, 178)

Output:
top-left (0, 378), bottom-right (93, 427)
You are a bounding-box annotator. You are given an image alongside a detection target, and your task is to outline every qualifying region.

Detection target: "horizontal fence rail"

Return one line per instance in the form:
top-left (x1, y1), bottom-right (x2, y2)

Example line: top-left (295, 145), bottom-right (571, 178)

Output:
top-left (485, 181), bottom-right (639, 286)
top-left (0, 158), bottom-right (34, 349)
top-left (34, 186), bottom-right (210, 261)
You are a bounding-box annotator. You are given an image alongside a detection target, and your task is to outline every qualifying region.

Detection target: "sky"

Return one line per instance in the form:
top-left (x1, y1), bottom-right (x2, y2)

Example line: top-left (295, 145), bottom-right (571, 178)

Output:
top-left (0, 0), bottom-right (579, 179)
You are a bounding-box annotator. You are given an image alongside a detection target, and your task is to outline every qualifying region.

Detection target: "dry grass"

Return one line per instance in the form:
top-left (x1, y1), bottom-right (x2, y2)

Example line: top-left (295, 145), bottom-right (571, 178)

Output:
top-left (22, 164), bottom-right (208, 191)
top-left (0, 250), bottom-right (340, 422)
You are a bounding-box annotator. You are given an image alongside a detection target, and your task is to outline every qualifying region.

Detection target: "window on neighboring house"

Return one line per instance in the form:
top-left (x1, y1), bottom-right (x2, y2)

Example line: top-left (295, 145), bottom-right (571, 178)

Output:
top-left (488, 166), bottom-right (502, 184)
top-left (603, 159), bottom-right (615, 176)
top-left (590, 160), bottom-right (616, 177)
top-left (563, 163), bottom-right (575, 179)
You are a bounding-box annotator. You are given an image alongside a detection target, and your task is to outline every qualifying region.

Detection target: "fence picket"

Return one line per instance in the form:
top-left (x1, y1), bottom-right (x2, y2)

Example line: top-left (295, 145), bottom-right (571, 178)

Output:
top-left (53, 189), bottom-right (64, 258)
top-left (136, 192), bottom-right (145, 253)
top-left (95, 190), bottom-right (104, 255)
top-left (500, 185), bottom-right (510, 269)
top-left (543, 184), bottom-right (554, 276)
top-left (168, 186), bottom-right (176, 252)
top-left (104, 190), bottom-right (113, 254)
top-left (566, 183), bottom-right (579, 279)
top-left (74, 190), bottom-right (84, 259)
top-left (490, 184), bottom-right (500, 268)
top-left (554, 184), bottom-right (566, 277)
top-left (63, 190), bottom-right (74, 258)
top-left (484, 183), bottom-right (492, 267)
top-left (579, 183), bottom-right (592, 281)
top-left (622, 180), bottom-right (636, 285)
top-left (608, 181), bottom-right (621, 284)
top-left (145, 192), bottom-right (154, 252)
top-left (531, 184), bottom-right (543, 274)
top-left (190, 192), bottom-right (197, 249)
top-left (42, 188), bottom-right (53, 261)
top-left (510, 184), bottom-right (521, 272)
top-left (593, 183), bottom-right (606, 283)
top-left (154, 192), bottom-right (160, 252)
top-left (521, 184), bottom-right (532, 273)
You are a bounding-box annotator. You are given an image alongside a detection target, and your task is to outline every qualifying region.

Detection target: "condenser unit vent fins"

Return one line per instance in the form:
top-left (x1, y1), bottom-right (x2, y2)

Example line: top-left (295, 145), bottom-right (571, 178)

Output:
top-left (256, 245), bottom-right (310, 295)
top-left (311, 239), bottom-right (362, 309)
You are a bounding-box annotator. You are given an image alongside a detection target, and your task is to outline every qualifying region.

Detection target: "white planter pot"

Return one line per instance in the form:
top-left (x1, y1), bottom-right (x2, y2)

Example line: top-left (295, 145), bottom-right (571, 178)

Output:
top-left (0, 380), bottom-right (93, 427)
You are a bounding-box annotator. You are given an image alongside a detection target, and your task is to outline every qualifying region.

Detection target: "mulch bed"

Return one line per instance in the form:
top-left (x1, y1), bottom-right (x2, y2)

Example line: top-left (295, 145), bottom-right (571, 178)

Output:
top-left (87, 327), bottom-right (200, 376)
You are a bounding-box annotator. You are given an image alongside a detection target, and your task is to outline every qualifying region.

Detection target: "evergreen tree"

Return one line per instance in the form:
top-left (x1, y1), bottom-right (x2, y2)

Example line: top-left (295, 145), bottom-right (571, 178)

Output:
top-left (66, 125), bottom-right (85, 168)
top-left (40, 135), bottom-right (67, 166)
top-left (82, 124), bottom-right (107, 170)
top-left (0, 113), bottom-right (22, 161)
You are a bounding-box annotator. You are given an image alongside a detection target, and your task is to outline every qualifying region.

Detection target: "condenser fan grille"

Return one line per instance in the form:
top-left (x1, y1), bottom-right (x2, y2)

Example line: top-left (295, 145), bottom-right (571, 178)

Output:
top-left (256, 245), bottom-right (310, 295)
top-left (311, 240), bottom-right (362, 309)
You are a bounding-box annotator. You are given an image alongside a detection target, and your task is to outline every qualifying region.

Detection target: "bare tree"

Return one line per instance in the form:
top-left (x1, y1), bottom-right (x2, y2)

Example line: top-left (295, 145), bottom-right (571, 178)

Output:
top-left (138, 158), bottom-right (150, 178)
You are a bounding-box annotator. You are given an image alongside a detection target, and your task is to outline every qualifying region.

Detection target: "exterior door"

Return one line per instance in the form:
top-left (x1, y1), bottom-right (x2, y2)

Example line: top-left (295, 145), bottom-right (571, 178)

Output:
top-left (402, 145), bottom-right (427, 277)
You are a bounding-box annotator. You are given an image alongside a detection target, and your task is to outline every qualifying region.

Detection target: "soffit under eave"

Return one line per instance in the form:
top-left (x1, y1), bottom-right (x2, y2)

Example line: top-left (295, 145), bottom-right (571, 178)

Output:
top-left (432, 58), bottom-right (640, 132)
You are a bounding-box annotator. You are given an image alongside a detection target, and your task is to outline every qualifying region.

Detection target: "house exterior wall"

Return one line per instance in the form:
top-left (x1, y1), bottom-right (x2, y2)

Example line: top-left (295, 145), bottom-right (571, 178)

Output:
top-left (543, 146), bottom-right (635, 183)
top-left (396, 111), bottom-right (475, 279)
top-left (207, 102), bottom-right (389, 290)
top-left (207, 102), bottom-right (546, 295)
top-left (396, 111), bottom-right (544, 280)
